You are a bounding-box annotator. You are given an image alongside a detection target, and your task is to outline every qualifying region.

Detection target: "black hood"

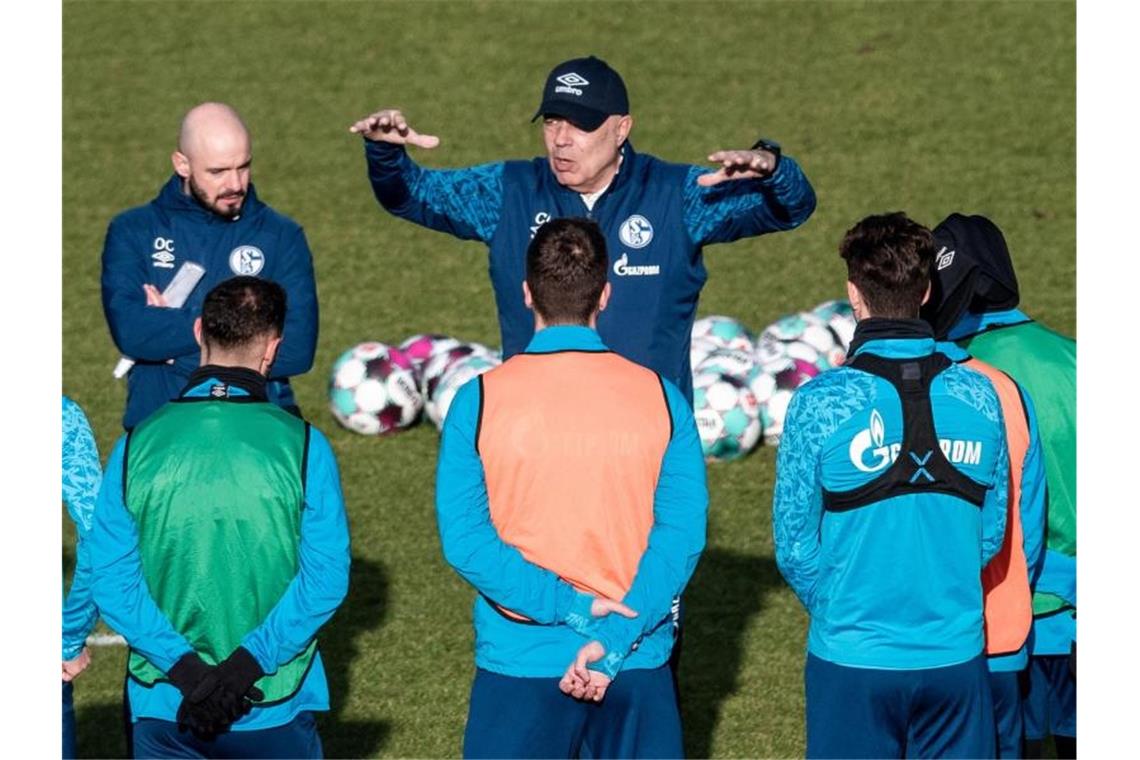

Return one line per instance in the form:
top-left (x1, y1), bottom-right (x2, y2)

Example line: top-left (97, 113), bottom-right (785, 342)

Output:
top-left (920, 213), bottom-right (1020, 340)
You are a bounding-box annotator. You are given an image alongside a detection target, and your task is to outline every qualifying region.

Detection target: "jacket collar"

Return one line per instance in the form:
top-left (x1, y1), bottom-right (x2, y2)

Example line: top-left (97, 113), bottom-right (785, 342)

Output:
top-left (181, 365), bottom-right (268, 401)
top-left (155, 174), bottom-right (261, 225)
top-left (524, 325), bottom-right (609, 353)
top-left (848, 318), bottom-right (936, 359)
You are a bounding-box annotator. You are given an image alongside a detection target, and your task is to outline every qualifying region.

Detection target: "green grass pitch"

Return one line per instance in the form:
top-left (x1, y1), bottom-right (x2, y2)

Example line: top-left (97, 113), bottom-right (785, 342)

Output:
top-left (63, 1), bottom-right (1074, 757)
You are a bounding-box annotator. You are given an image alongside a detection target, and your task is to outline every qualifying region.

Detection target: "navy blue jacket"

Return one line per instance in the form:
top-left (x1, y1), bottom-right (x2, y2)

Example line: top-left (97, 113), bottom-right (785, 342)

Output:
top-left (101, 176), bottom-right (318, 429)
top-left (365, 140), bottom-right (815, 401)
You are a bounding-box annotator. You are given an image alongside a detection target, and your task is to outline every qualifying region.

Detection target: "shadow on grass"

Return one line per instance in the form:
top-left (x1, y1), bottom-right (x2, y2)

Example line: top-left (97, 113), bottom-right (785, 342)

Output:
top-left (316, 554), bottom-right (392, 758)
top-left (679, 548), bottom-right (784, 759)
top-left (76, 698), bottom-right (130, 758)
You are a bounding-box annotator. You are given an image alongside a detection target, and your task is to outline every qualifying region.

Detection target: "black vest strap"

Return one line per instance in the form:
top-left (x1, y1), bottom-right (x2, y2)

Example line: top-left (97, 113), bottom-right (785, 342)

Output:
top-left (822, 352), bottom-right (988, 512)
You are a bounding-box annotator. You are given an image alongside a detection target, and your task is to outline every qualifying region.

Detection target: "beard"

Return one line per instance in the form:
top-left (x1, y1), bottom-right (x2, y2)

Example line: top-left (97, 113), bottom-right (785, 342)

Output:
top-left (188, 175), bottom-right (245, 220)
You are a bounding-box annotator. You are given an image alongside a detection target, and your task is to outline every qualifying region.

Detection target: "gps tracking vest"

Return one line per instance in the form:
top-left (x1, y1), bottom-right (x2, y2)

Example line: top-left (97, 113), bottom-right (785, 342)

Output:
top-left (476, 350), bottom-right (672, 620)
top-left (964, 357), bottom-right (1034, 657)
top-left (822, 353), bottom-right (987, 512)
top-left (123, 399), bottom-right (316, 703)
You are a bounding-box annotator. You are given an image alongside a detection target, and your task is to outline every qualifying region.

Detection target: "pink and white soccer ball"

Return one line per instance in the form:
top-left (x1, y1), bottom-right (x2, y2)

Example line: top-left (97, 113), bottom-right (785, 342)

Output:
top-left (691, 315), bottom-right (757, 353)
top-left (427, 353), bottom-right (501, 430)
top-left (398, 333), bottom-right (462, 382)
top-left (757, 356), bottom-right (820, 445)
top-left (419, 342), bottom-right (496, 400)
top-left (328, 342), bottom-right (422, 435)
top-left (692, 369), bottom-right (762, 461)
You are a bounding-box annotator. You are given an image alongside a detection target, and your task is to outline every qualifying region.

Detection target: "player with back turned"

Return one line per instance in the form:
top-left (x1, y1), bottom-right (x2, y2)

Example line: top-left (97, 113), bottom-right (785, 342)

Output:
top-left (773, 212), bottom-right (1010, 758)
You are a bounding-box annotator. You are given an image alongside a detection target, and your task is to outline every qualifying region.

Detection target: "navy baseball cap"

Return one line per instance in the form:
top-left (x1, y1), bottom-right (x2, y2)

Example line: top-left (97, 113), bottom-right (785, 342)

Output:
top-left (531, 56), bottom-right (629, 132)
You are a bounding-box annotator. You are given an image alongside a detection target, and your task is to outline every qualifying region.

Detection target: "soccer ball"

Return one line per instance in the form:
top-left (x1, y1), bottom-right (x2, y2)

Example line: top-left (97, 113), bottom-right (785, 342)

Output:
top-left (427, 352), bottom-right (501, 429)
top-left (812, 299), bottom-right (857, 351)
top-left (689, 335), bottom-right (722, 370)
top-left (419, 342), bottom-right (495, 400)
top-left (757, 356), bottom-right (820, 445)
top-left (759, 313), bottom-right (843, 371)
top-left (398, 333), bottom-right (461, 382)
top-left (328, 342), bottom-right (423, 435)
top-left (695, 347), bottom-right (760, 382)
top-left (692, 315), bottom-right (757, 353)
top-left (692, 369), bottom-right (762, 462)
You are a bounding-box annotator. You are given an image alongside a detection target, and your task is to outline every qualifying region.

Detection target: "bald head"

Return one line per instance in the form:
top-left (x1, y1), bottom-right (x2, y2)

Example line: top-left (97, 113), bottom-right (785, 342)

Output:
top-left (172, 102), bottom-right (253, 219)
top-left (178, 102), bottom-right (250, 157)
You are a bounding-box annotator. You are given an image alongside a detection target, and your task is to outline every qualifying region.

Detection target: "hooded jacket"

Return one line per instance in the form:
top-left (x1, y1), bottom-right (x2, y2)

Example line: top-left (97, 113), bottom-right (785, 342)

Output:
top-left (101, 176), bottom-right (318, 429)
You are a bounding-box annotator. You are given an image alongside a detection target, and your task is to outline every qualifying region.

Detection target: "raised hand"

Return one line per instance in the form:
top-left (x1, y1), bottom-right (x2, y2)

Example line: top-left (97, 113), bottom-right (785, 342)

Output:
top-left (349, 108), bottom-right (441, 149)
top-left (696, 148), bottom-right (778, 187)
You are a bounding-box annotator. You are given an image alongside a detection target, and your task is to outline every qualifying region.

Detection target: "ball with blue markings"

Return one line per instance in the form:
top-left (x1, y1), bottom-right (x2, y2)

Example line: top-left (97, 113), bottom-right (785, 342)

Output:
top-left (692, 369), bottom-right (762, 462)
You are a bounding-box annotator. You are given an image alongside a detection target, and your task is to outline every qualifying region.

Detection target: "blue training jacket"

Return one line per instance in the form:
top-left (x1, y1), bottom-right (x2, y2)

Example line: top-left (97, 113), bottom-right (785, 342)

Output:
top-left (365, 139), bottom-right (816, 402)
top-left (88, 373), bottom-right (350, 730)
top-left (773, 320), bottom-right (1009, 670)
top-left (62, 396), bottom-right (102, 660)
top-left (435, 326), bottom-right (708, 680)
top-left (101, 176), bottom-right (318, 429)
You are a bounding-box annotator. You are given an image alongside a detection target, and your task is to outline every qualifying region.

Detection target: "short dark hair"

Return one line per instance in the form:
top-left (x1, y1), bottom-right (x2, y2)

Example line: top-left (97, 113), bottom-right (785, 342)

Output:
top-left (526, 218), bottom-right (608, 324)
top-left (839, 212), bottom-right (935, 318)
top-left (200, 276), bottom-right (286, 350)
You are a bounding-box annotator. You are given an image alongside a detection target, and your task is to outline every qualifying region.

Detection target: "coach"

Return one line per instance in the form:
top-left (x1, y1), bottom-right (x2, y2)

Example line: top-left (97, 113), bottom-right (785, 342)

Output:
top-left (773, 213), bottom-right (1009, 758)
top-left (350, 55), bottom-right (815, 403)
top-left (90, 277), bottom-right (350, 758)
top-left (101, 101), bottom-right (318, 430)
top-left (435, 218), bottom-right (708, 757)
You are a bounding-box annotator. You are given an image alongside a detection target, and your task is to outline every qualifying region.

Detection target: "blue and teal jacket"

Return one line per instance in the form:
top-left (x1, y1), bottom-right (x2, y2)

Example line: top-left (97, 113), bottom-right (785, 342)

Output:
top-left (365, 139), bottom-right (815, 402)
top-left (101, 176), bottom-right (319, 429)
top-left (939, 340), bottom-right (1048, 672)
top-left (62, 396), bottom-right (102, 660)
top-left (435, 326), bottom-right (707, 679)
top-left (773, 319), bottom-right (1009, 670)
top-left (88, 368), bottom-right (350, 729)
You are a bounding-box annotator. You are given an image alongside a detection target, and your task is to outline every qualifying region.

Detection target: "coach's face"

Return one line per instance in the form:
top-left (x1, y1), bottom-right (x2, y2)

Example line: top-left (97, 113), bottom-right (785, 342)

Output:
top-left (172, 122), bottom-right (252, 219)
top-left (543, 114), bottom-right (632, 194)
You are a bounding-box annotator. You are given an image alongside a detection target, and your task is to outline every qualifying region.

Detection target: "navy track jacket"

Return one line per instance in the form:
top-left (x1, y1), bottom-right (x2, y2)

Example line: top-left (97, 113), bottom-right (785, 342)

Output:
top-left (101, 176), bottom-right (318, 429)
top-left (364, 140), bottom-right (816, 402)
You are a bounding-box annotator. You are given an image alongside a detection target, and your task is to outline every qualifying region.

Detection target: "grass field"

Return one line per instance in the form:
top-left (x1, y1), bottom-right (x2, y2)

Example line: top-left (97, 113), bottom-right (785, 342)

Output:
top-left (62, 1), bottom-right (1075, 757)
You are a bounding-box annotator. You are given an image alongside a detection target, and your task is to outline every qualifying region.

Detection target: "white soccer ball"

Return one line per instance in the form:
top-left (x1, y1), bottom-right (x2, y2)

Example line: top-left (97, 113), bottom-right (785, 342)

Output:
top-left (419, 342), bottom-right (496, 400)
top-left (692, 369), bottom-right (762, 462)
top-left (692, 315), bottom-right (757, 353)
top-left (427, 352), bottom-right (501, 429)
top-left (760, 312), bottom-right (845, 371)
top-left (696, 347), bottom-right (760, 382)
top-left (398, 333), bottom-right (462, 383)
top-left (812, 298), bottom-right (857, 350)
top-left (328, 342), bottom-right (423, 435)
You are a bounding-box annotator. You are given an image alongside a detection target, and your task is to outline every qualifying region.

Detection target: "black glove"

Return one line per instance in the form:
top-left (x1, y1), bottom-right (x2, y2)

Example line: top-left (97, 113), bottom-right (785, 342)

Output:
top-left (210, 647), bottom-right (266, 724)
top-left (168, 653), bottom-right (227, 741)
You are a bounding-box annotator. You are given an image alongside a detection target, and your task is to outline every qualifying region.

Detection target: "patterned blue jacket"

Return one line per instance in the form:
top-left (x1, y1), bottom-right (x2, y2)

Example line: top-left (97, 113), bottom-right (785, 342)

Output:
top-left (773, 320), bottom-right (1009, 669)
top-left (364, 139), bottom-right (815, 402)
top-left (62, 396), bottom-right (102, 660)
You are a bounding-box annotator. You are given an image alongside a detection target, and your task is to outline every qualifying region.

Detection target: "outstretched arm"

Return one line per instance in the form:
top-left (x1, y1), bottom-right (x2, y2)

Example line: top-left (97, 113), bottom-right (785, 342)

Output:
top-left (683, 143), bottom-right (816, 245)
top-left (351, 107), bottom-right (504, 243)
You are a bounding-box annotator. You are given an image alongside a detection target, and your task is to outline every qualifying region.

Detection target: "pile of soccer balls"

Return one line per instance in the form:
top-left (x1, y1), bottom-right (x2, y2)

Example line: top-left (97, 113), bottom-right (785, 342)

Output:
top-left (692, 299), bottom-right (856, 461)
top-left (328, 334), bottom-right (500, 436)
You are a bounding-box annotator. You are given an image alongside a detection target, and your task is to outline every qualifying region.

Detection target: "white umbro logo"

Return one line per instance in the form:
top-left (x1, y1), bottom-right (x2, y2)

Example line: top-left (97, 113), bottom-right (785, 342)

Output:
top-left (556, 73), bottom-right (589, 87)
top-left (936, 246), bottom-right (956, 271)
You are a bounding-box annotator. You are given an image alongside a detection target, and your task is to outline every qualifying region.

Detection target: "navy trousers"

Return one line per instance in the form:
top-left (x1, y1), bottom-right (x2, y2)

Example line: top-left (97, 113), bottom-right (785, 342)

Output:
top-left (463, 665), bottom-right (683, 759)
top-left (131, 711), bottom-right (322, 759)
top-left (990, 669), bottom-right (1025, 758)
top-left (805, 653), bottom-right (995, 759)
